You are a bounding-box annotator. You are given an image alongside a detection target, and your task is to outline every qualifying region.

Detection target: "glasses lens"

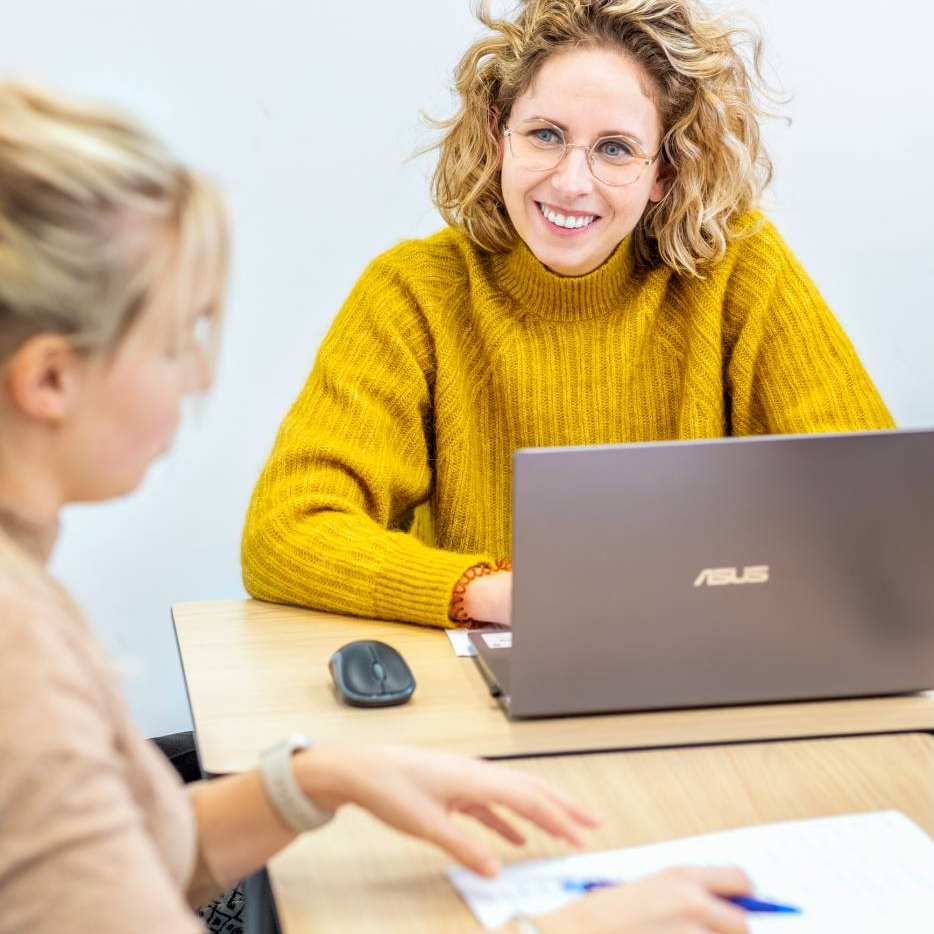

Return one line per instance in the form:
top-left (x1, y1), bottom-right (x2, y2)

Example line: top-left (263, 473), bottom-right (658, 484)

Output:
top-left (590, 138), bottom-right (646, 187)
top-left (508, 127), bottom-right (565, 173)
top-left (507, 127), bottom-right (651, 186)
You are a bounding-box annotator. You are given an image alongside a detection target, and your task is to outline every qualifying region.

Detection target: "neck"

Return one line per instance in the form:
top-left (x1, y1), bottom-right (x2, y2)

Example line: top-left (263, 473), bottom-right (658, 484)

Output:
top-left (0, 432), bottom-right (64, 565)
top-left (493, 234), bottom-right (638, 321)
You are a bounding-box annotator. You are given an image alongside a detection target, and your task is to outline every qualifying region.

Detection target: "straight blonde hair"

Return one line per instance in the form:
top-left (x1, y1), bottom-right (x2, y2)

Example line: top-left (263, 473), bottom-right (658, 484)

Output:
top-left (0, 82), bottom-right (228, 360)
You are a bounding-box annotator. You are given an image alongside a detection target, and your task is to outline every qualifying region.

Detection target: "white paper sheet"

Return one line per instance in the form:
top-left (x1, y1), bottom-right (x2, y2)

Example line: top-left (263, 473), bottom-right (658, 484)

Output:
top-left (446, 626), bottom-right (510, 657)
top-left (447, 811), bottom-right (934, 931)
top-left (446, 629), bottom-right (478, 657)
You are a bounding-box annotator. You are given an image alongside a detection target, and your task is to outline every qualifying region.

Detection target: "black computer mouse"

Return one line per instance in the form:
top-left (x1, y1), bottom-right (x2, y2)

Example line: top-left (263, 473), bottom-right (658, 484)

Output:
top-left (328, 640), bottom-right (416, 707)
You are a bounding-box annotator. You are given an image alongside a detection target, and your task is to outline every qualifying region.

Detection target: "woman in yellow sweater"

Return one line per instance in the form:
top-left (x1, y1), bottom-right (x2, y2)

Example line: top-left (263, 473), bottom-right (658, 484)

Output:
top-left (242, 0), bottom-right (893, 628)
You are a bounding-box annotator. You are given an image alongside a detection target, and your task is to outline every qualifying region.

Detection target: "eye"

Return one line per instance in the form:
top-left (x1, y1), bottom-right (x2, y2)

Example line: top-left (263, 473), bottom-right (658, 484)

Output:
top-left (596, 138), bottom-right (635, 163)
top-left (527, 127), bottom-right (563, 148)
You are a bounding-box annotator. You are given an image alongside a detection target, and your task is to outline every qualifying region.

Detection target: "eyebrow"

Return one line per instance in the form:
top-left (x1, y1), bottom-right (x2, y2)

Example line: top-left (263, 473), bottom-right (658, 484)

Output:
top-left (521, 114), bottom-right (646, 148)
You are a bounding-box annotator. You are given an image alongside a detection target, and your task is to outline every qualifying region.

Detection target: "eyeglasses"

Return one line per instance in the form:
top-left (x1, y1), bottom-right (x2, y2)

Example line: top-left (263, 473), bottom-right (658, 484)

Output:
top-left (503, 121), bottom-right (659, 187)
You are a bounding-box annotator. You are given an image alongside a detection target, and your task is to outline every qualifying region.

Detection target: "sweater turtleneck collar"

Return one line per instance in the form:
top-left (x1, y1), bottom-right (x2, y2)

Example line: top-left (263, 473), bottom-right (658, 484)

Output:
top-left (492, 234), bottom-right (637, 321)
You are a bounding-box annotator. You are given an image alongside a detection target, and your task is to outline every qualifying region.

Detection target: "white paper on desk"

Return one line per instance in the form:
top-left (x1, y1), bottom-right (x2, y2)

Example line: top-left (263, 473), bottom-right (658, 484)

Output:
top-left (446, 626), bottom-right (509, 657)
top-left (447, 811), bottom-right (934, 931)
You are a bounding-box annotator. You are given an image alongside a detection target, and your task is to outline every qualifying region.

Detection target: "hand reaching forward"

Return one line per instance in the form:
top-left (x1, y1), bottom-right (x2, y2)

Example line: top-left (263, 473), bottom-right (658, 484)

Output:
top-left (294, 744), bottom-right (598, 876)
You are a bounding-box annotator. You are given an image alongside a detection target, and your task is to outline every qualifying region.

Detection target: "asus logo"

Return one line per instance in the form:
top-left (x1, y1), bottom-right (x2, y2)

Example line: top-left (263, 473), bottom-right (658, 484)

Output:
top-left (693, 566), bottom-right (770, 587)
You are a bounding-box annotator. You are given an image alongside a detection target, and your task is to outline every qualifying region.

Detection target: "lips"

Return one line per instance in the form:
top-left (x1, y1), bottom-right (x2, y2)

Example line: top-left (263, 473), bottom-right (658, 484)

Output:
top-left (537, 201), bottom-right (599, 231)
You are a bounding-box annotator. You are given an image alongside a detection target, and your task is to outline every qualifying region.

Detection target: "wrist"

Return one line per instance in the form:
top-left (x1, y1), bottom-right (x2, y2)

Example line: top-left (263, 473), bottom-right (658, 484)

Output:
top-left (449, 559), bottom-right (511, 626)
top-left (450, 559), bottom-right (512, 626)
top-left (291, 745), bottom-right (357, 813)
top-left (258, 736), bottom-right (336, 835)
top-left (463, 571), bottom-right (511, 624)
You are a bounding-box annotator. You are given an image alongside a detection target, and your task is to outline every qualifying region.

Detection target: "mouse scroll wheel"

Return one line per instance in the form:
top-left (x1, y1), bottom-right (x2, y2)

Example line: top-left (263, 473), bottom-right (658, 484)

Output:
top-left (372, 661), bottom-right (386, 682)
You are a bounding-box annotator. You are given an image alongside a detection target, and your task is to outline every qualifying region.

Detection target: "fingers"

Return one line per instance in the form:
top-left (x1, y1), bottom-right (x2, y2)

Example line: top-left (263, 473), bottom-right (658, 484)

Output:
top-left (461, 803), bottom-right (527, 846)
top-left (507, 769), bottom-right (601, 829)
top-left (472, 769), bottom-right (592, 847)
top-left (363, 750), bottom-right (598, 872)
top-left (410, 799), bottom-right (503, 877)
top-left (692, 894), bottom-right (749, 934)
top-left (677, 865), bottom-right (753, 897)
top-left (490, 767), bottom-right (600, 829)
top-left (656, 866), bottom-right (752, 934)
top-left (533, 779), bottom-right (601, 829)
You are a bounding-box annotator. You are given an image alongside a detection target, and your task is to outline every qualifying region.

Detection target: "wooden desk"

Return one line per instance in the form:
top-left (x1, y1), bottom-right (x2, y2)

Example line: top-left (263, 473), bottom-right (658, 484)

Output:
top-left (172, 600), bottom-right (934, 775)
top-left (267, 732), bottom-right (934, 933)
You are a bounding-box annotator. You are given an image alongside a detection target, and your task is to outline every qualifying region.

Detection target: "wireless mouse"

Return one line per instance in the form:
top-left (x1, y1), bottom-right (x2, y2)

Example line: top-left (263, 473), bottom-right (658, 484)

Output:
top-left (328, 639), bottom-right (416, 707)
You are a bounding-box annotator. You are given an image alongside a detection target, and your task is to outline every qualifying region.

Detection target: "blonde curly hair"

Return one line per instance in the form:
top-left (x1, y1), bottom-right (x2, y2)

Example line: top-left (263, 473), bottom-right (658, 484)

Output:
top-left (431, 0), bottom-right (777, 277)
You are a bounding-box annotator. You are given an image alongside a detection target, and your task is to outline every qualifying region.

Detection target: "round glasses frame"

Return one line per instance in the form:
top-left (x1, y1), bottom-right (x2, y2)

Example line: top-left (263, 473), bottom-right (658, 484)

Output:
top-left (503, 124), bottom-right (660, 188)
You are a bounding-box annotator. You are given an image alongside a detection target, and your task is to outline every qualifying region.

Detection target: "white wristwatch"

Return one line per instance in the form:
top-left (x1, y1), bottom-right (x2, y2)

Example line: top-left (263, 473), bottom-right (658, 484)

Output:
top-left (259, 733), bottom-right (335, 834)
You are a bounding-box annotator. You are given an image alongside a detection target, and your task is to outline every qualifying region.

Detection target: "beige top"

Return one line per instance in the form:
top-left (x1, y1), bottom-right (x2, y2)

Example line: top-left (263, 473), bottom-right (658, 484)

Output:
top-left (0, 517), bottom-right (204, 934)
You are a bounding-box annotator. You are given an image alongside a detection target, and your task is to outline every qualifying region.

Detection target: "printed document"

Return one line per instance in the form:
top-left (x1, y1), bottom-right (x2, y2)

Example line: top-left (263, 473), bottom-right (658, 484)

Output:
top-left (448, 811), bottom-right (934, 931)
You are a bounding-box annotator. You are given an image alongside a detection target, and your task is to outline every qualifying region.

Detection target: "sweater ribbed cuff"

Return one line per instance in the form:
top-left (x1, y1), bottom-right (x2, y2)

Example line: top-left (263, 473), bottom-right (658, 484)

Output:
top-left (372, 537), bottom-right (494, 629)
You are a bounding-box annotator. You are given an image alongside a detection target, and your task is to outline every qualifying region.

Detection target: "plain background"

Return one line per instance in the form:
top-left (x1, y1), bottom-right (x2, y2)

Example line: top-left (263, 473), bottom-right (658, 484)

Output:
top-left (2, 1), bottom-right (931, 737)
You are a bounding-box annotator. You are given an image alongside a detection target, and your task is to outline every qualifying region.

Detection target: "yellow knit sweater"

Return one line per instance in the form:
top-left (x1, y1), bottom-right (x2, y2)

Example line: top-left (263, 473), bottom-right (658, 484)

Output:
top-left (242, 215), bottom-right (893, 628)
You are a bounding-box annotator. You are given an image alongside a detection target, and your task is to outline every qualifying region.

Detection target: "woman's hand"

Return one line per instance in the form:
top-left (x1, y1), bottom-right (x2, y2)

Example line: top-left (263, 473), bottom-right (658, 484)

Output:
top-left (464, 569), bottom-right (513, 625)
top-left (532, 867), bottom-right (753, 934)
top-left (294, 744), bottom-right (598, 876)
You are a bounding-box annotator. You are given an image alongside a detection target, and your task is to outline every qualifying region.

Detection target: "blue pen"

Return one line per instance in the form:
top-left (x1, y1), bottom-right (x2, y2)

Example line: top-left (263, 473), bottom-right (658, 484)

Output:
top-left (561, 879), bottom-right (801, 914)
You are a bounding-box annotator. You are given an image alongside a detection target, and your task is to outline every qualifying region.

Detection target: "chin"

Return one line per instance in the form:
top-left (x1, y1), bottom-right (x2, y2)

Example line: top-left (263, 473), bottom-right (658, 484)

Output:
top-left (533, 243), bottom-right (613, 277)
top-left (91, 476), bottom-right (148, 502)
top-left (86, 460), bottom-right (156, 502)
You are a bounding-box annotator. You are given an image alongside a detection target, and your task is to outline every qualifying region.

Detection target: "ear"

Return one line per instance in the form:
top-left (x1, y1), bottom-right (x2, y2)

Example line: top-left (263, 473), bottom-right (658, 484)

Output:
top-left (648, 159), bottom-right (673, 204)
top-left (490, 106), bottom-right (505, 168)
top-left (4, 334), bottom-right (88, 423)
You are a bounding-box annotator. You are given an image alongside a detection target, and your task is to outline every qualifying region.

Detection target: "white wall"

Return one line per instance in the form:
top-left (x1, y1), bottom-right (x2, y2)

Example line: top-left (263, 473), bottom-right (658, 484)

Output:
top-left (2, 1), bottom-right (931, 737)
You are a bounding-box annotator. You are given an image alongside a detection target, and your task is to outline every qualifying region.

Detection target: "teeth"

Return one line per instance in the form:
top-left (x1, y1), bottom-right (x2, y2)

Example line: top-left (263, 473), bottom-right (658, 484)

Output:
top-left (539, 203), bottom-right (596, 230)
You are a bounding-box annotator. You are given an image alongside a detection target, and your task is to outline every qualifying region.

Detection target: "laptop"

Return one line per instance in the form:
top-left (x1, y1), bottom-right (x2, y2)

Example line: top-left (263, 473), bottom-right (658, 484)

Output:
top-left (470, 428), bottom-right (934, 719)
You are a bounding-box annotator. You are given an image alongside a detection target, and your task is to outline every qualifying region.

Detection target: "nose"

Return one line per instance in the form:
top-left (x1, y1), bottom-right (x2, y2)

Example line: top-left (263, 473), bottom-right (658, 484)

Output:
top-left (550, 145), bottom-right (594, 198)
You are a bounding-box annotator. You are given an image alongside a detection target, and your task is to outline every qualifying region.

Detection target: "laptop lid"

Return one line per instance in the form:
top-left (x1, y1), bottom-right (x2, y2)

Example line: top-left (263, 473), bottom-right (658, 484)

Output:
top-left (505, 429), bottom-right (934, 718)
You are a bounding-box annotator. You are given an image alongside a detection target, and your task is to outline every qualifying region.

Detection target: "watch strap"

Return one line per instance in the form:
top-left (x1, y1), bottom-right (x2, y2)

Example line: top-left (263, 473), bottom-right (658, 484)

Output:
top-left (259, 733), bottom-right (334, 834)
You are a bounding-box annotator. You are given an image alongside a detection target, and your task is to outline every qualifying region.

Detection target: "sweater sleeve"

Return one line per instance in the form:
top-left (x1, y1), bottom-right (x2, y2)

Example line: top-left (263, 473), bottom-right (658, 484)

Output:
top-left (241, 256), bottom-right (492, 628)
top-left (0, 598), bottom-right (202, 934)
top-left (724, 221), bottom-right (895, 435)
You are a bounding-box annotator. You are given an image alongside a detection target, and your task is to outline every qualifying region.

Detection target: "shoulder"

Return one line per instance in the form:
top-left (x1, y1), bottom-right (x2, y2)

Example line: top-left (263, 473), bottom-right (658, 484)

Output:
top-left (680, 211), bottom-right (812, 323)
top-left (662, 211), bottom-right (799, 300)
top-left (327, 227), bottom-right (484, 347)
top-left (359, 226), bottom-right (479, 294)
top-left (717, 211), bottom-right (800, 281)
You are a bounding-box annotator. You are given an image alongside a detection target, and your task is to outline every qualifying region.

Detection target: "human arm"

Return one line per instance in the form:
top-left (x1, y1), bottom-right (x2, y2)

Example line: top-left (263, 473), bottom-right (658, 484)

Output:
top-left (241, 256), bottom-right (493, 628)
top-left (0, 603), bottom-right (203, 934)
top-left (500, 867), bottom-right (752, 934)
top-left (188, 744), bottom-right (598, 900)
top-left (725, 221), bottom-right (894, 435)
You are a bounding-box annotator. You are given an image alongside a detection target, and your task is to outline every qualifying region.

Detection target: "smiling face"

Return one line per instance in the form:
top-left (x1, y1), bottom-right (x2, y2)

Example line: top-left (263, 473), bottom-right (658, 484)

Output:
top-left (500, 46), bottom-right (667, 277)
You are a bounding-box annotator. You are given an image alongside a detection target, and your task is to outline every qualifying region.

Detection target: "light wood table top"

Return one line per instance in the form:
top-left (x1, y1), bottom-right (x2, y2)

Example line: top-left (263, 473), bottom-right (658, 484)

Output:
top-left (267, 732), bottom-right (934, 933)
top-left (172, 600), bottom-right (934, 775)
